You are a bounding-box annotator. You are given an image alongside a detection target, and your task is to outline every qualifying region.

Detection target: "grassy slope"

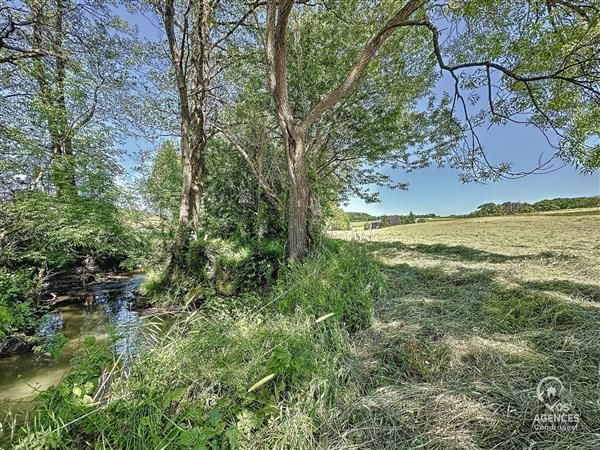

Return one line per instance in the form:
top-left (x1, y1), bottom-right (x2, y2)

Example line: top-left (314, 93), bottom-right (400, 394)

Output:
top-left (329, 214), bottom-right (600, 449)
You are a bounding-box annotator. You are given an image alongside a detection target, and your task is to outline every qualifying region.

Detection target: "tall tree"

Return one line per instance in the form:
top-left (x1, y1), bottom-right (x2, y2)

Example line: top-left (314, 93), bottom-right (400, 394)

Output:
top-left (264, 0), bottom-right (425, 258)
top-left (148, 0), bottom-right (266, 270)
top-left (31, 0), bottom-right (76, 192)
top-left (158, 0), bottom-right (211, 268)
top-left (0, 0), bottom-right (135, 198)
top-left (262, 0), bottom-right (599, 259)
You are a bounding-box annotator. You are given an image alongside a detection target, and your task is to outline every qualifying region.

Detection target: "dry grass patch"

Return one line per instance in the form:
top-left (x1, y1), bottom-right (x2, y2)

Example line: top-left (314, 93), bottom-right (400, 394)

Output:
top-left (330, 214), bottom-right (600, 449)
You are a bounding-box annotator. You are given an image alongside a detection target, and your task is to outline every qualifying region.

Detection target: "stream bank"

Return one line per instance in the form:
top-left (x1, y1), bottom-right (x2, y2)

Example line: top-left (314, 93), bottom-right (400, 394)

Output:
top-left (0, 273), bottom-right (145, 419)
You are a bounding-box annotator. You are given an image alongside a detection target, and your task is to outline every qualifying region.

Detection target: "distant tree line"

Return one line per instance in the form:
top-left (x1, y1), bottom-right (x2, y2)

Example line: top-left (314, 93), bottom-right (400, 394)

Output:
top-left (381, 212), bottom-right (427, 225)
top-left (347, 212), bottom-right (379, 222)
top-left (348, 211), bottom-right (437, 223)
top-left (363, 212), bottom-right (440, 230)
top-left (470, 196), bottom-right (600, 217)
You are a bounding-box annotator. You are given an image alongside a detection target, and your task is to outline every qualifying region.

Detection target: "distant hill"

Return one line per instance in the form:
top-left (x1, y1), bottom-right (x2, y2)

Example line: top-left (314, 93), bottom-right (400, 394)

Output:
top-left (469, 196), bottom-right (600, 217)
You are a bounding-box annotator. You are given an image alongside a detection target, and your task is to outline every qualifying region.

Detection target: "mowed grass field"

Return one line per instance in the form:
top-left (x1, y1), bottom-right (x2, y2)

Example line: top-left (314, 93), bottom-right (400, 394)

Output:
top-left (330, 213), bottom-right (600, 449)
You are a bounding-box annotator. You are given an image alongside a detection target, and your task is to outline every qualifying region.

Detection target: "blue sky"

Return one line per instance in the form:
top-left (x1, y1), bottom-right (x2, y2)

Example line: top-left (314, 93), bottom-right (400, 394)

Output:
top-left (344, 165), bottom-right (598, 217)
top-left (343, 119), bottom-right (600, 215)
top-left (342, 71), bottom-right (599, 217)
top-left (119, 7), bottom-right (599, 217)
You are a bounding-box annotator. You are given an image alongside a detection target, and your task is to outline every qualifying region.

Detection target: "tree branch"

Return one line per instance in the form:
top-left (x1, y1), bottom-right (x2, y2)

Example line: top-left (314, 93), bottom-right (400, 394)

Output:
top-left (298, 0), bottom-right (426, 134)
top-left (215, 124), bottom-right (283, 209)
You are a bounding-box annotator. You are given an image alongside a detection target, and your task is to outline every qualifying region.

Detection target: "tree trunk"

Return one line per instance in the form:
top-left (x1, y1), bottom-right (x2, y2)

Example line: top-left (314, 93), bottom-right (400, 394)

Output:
top-left (170, 118), bottom-right (205, 270)
top-left (30, 0), bottom-right (75, 194)
top-left (286, 134), bottom-right (309, 259)
top-left (264, 0), bottom-right (424, 259)
top-left (52, 0), bottom-right (76, 193)
top-left (163, 0), bottom-right (210, 272)
top-left (308, 190), bottom-right (323, 245)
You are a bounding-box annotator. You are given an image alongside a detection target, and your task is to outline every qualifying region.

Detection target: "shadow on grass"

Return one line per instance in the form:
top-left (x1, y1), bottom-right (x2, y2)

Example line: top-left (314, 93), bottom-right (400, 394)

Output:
top-left (376, 263), bottom-right (594, 334)
top-left (356, 240), bottom-right (600, 330)
top-left (363, 241), bottom-right (573, 264)
top-left (334, 240), bottom-right (600, 449)
top-left (521, 279), bottom-right (600, 302)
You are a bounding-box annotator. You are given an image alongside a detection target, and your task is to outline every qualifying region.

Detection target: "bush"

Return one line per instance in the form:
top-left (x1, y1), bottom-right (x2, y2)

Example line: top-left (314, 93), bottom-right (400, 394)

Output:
top-left (140, 267), bottom-right (169, 297)
top-left (0, 191), bottom-right (143, 272)
top-left (149, 236), bottom-right (285, 302)
top-left (0, 268), bottom-right (42, 343)
top-left (325, 205), bottom-right (351, 231)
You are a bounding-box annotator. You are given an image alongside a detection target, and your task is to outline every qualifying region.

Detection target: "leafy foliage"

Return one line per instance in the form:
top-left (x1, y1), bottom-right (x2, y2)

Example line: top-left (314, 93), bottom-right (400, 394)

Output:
top-left (347, 212), bottom-right (380, 222)
top-left (0, 268), bottom-right (40, 342)
top-left (325, 205), bottom-right (351, 231)
top-left (1, 191), bottom-right (142, 272)
top-left (0, 1), bottom-right (137, 197)
top-left (0, 191), bottom-right (145, 345)
top-left (144, 140), bottom-right (182, 219)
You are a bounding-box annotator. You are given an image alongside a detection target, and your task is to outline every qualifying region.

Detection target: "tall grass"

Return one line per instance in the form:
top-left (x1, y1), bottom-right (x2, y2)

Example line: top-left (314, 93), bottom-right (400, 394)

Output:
top-left (2, 241), bottom-right (383, 449)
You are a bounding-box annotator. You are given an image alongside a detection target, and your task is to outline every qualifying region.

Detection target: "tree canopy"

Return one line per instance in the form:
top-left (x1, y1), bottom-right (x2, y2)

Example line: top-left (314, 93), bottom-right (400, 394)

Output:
top-left (1, 0), bottom-right (598, 261)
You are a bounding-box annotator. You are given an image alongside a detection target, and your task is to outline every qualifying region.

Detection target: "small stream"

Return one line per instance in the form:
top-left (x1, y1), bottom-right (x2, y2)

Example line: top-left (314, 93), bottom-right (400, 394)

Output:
top-left (0, 273), bottom-right (146, 419)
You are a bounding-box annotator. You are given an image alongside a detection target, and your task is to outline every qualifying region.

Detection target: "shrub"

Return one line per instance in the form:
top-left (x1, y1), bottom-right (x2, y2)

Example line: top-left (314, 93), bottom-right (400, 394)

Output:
top-left (0, 191), bottom-right (143, 272)
top-left (165, 236), bottom-right (285, 300)
top-left (0, 268), bottom-right (41, 342)
top-left (325, 205), bottom-right (351, 231)
top-left (140, 267), bottom-right (169, 297)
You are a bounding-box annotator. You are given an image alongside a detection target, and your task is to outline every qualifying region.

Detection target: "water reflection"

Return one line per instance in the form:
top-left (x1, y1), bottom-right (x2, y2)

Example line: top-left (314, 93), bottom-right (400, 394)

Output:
top-left (0, 273), bottom-right (145, 418)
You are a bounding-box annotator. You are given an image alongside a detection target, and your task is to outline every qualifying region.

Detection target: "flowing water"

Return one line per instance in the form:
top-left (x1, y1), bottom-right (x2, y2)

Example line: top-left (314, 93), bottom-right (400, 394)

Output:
top-left (0, 273), bottom-right (146, 419)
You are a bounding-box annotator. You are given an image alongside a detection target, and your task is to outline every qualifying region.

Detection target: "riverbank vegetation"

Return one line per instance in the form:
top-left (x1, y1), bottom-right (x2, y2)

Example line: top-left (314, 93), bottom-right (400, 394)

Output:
top-left (1, 0), bottom-right (599, 448)
top-left (6, 211), bottom-right (600, 449)
top-left (0, 192), bottom-right (145, 354)
top-left (6, 242), bottom-right (386, 449)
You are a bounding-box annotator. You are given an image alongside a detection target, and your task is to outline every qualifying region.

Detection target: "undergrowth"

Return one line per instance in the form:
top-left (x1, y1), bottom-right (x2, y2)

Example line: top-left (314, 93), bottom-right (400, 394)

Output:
top-left (139, 236), bottom-right (285, 305)
top-left (2, 240), bottom-right (383, 449)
